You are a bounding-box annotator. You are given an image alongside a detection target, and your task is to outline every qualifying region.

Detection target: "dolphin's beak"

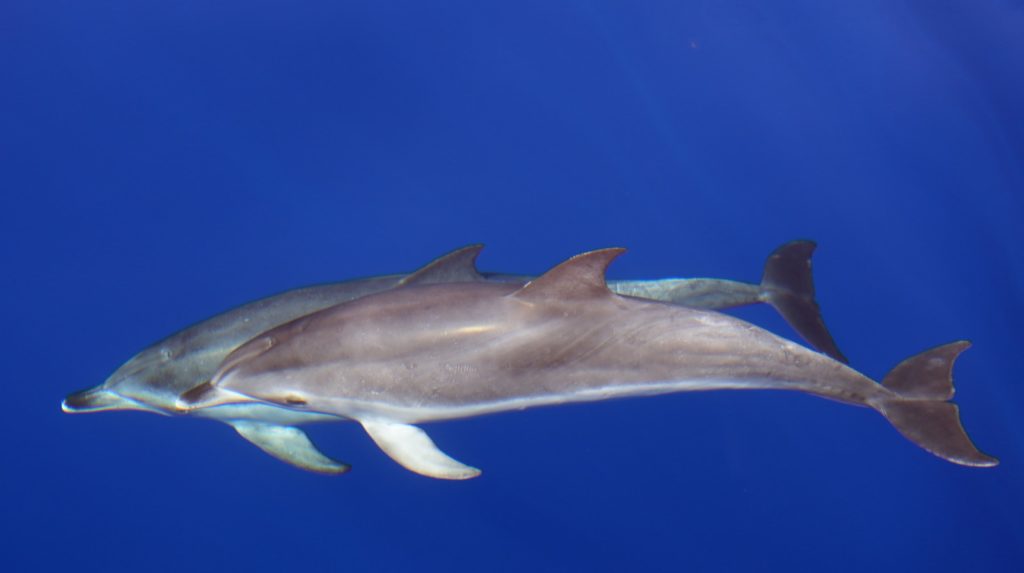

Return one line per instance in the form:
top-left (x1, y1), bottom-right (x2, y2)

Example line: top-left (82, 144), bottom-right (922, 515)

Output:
top-left (61, 387), bottom-right (167, 415)
top-left (62, 387), bottom-right (131, 413)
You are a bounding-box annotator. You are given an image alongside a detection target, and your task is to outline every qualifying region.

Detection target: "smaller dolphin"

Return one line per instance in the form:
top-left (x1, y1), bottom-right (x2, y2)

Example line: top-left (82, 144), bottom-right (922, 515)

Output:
top-left (64, 241), bottom-right (841, 474)
top-left (182, 248), bottom-right (996, 479)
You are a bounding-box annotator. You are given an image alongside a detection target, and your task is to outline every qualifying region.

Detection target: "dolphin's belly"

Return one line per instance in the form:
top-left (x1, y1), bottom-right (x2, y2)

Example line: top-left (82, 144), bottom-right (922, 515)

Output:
top-left (194, 401), bottom-right (343, 425)
top-left (317, 375), bottom-right (807, 424)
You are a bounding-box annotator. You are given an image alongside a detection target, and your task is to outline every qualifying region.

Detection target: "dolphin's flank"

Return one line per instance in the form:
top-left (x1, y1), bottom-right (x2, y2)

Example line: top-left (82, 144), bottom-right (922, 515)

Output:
top-left (181, 248), bottom-right (996, 479)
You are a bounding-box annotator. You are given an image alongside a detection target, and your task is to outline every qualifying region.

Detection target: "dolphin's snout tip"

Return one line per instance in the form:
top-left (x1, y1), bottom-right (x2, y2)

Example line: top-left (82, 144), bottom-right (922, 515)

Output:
top-left (61, 387), bottom-right (140, 413)
top-left (62, 389), bottom-right (103, 413)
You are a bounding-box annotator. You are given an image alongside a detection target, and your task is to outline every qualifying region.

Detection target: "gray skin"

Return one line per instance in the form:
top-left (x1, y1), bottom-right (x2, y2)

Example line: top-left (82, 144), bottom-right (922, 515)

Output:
top-left (183, 249), bottom-right (996, 480)
top-left (63, 242), bottom-right (843, 474)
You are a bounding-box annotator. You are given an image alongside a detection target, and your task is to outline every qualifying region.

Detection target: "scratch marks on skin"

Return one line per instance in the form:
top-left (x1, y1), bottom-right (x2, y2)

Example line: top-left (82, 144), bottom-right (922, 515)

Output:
top-left (449, 324), bottom-right (497, 336)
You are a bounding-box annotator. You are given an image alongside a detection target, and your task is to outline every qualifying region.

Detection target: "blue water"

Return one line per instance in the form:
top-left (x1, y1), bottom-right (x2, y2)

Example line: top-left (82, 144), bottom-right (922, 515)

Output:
top-left (3, 2), bottom-right (1022, 571)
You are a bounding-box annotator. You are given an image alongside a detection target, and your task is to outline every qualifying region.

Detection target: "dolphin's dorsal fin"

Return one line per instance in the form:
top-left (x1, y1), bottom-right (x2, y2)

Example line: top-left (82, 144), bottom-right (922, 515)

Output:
top-left (230, 421), bottom-right (351, 475)
top-left (399, 244), bottom-right (486, 286)
top-left (513, 248), bottom-right (625, 301)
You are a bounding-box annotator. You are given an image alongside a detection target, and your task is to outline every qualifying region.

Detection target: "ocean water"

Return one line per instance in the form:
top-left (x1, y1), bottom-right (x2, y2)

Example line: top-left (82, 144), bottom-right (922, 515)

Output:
top-left (3, 1), bottom-right (1022, 572)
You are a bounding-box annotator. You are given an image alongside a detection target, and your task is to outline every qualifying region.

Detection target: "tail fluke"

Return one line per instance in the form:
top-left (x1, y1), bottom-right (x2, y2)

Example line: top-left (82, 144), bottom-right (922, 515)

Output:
top-left (875, 341), bottom-right (998, 467)
top-left (760, 240), bottom-right (848, 363)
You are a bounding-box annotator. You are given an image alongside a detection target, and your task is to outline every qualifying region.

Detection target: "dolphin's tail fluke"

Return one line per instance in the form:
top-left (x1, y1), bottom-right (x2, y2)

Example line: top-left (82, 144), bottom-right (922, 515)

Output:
top-left (760, 240), bottom-right (848, 363)
top-left (874, 341), bottom-right (998, 467)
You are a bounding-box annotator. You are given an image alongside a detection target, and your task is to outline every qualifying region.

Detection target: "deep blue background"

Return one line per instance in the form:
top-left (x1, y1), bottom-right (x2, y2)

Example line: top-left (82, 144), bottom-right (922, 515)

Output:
top-left (3, 1), bottom-right (1022, 571)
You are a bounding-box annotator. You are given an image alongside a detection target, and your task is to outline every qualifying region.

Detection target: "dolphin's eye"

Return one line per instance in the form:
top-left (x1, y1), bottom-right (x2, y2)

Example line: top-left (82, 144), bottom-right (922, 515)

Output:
top-left (282, 395), bottom-right (308, 407)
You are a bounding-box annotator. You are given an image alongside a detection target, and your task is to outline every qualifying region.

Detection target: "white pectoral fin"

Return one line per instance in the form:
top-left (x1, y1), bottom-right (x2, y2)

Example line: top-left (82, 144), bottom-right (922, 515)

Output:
top-left (231, 421), bottom-right (351, 475)
top-left (360, 419), bottom-right (481, 480)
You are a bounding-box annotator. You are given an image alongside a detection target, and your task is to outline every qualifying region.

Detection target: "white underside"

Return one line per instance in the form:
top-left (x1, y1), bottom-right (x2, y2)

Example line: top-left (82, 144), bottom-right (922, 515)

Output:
top-left (193, 395), bottom-right (343, 425)
top-left (192, 377), bottom-right (859, 480)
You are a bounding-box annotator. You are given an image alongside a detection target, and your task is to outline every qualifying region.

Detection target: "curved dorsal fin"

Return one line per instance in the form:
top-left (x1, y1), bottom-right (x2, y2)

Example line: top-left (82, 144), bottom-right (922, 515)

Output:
top-left (399, 244), bottom-right (485, 286)
top-left (512, 248), bottom-right (625, 301)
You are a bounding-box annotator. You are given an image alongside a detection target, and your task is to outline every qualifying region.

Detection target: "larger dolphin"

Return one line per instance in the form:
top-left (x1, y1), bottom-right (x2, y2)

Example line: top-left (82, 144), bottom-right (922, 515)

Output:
top-left (182, 248), bottom-right (996, 479)
top-left (64, 241), bottom-right (842, 474)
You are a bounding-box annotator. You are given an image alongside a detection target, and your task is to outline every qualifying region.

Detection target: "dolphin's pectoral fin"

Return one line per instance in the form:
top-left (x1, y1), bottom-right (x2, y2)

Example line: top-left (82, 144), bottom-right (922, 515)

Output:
top-left (230, 421), bottom-right (351, 475)
top-left (360, 420), bottom-right (481, 480)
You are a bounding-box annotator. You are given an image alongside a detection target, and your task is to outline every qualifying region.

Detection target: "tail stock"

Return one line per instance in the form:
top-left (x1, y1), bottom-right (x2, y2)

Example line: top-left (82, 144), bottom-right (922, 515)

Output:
top-left (760, 240), bottom-right (848, 363)
top-left (874, 341), bottom-right (998, 467)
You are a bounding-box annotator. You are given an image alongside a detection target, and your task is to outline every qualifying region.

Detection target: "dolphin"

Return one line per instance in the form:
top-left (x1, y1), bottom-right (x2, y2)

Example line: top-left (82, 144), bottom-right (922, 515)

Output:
top-left (181, 248), bottom-right (997, 479)
top-left (63, 241), bottom-right (842, 474)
